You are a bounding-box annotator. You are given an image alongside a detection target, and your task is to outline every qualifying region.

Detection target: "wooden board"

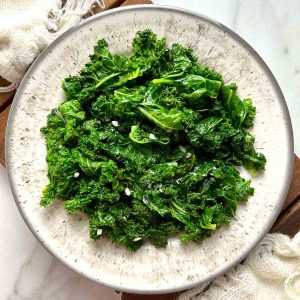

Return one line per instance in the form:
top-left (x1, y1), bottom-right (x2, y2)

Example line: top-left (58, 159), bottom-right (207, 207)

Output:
top-left (122, 293), bottom-right (177, 300)
top-left (92, 0), bottom-right (125, 14)
top-left (283, 155), bottom-right (300, 210)
top-left (271, 198), bottom-right (300, 236)
top-left (0, 78), bottom-right (15, 112)
top-left (122, 0), bottom-right (152, 5)
top-left (0, 77), bottom-right (14, 165)
top-left (0, 106), bottom-right (10, 166)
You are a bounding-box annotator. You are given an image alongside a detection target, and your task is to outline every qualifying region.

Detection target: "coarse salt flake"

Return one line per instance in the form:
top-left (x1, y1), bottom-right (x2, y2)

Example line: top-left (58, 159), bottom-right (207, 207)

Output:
top-left (149, 133), bottom-right (157, 140)
top-left (112, 121), bottom-right (119, 127)
top-left (186, 152), bottom-right (192, 159)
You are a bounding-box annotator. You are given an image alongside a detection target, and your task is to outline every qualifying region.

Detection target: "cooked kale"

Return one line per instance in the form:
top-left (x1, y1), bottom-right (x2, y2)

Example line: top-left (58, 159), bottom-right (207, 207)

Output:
top-left (41, 30), bottom-right (266, 252)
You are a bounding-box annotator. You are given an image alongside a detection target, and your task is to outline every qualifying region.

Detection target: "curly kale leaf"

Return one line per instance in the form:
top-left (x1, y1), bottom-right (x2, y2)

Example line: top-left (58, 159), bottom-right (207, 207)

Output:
top-left (41, 29), bottom-right (266, 251)
top-left (221, 85), bottom-right (256, 129)
top-left (138, 103), bottom-right (184, 131)
top-left (129, 124), bottom-right (170, 145)
top-left (152, 74), bottom-right (222, 100)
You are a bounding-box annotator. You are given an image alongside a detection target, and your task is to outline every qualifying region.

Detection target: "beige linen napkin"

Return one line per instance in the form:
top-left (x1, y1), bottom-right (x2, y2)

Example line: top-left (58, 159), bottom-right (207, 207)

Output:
top-left (0, 0), bottom-right (104, 92)
top-left (179, 232), bottom-right (300, 300)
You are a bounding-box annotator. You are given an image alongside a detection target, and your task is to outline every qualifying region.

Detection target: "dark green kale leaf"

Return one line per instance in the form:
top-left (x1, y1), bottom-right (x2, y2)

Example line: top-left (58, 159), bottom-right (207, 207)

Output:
top-left (138, 103), bottom-right (184, 131)
top-left (41, 29), bottom-right (266, 252)
top-left (221, 84), bottom-right (256, 129)
top-left (152, 74), bottom-right (222, 100)
top-left (129, 125), bottom-right (170, 145)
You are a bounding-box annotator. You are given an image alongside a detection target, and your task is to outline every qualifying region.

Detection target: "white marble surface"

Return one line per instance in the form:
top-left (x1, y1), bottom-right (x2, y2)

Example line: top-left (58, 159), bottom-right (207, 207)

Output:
top-left (1, 1), bottom-right (299, 299)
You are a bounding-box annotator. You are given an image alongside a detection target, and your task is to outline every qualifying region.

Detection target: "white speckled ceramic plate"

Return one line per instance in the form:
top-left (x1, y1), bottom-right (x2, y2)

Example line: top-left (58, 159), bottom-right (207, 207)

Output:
top-left (6, 5), bottom-right (293, 294)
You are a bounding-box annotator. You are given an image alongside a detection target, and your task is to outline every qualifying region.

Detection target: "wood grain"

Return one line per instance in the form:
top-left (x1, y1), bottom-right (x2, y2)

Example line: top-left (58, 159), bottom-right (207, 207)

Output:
top-left (271, 197), bottom-right (300, 236)
top-left (122, 0), bottom-right (152, 5)
top-left (0, 105), bottom-right (10, 166)
top-left (0, 77), bottom-right (15, 111)
top-left (104, 0), bottom-right (126, 9)
top-left (92, 0), bottom-right (126, 14)
top-left (283, 155), bottom-right (300, 210)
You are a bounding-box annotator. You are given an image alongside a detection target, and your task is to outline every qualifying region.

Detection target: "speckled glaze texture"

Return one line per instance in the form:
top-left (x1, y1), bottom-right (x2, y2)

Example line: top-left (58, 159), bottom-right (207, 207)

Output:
top-left (5, 5), bottom-right (293, 294)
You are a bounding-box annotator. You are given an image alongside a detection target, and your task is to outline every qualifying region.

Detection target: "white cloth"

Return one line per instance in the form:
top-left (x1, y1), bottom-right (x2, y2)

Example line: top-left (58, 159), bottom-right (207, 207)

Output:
top-left (0, 0), bottom-right (104, 91)
top-left (179, 232), bottom-right (300, 300)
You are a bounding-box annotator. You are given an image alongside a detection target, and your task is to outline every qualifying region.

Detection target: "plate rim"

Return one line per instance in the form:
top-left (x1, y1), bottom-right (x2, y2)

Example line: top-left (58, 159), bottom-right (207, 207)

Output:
top-left (5, 4), bottom-right (294, 294)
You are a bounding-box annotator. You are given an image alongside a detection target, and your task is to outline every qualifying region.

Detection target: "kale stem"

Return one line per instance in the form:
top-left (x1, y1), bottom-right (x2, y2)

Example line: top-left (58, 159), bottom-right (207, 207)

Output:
top-left (94, 72), bottom-right (121, 89)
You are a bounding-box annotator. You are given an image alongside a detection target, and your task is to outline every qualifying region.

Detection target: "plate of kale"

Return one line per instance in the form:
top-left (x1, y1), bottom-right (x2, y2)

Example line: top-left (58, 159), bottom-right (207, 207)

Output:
top-left (6, 5), bottom-right (293, 293)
